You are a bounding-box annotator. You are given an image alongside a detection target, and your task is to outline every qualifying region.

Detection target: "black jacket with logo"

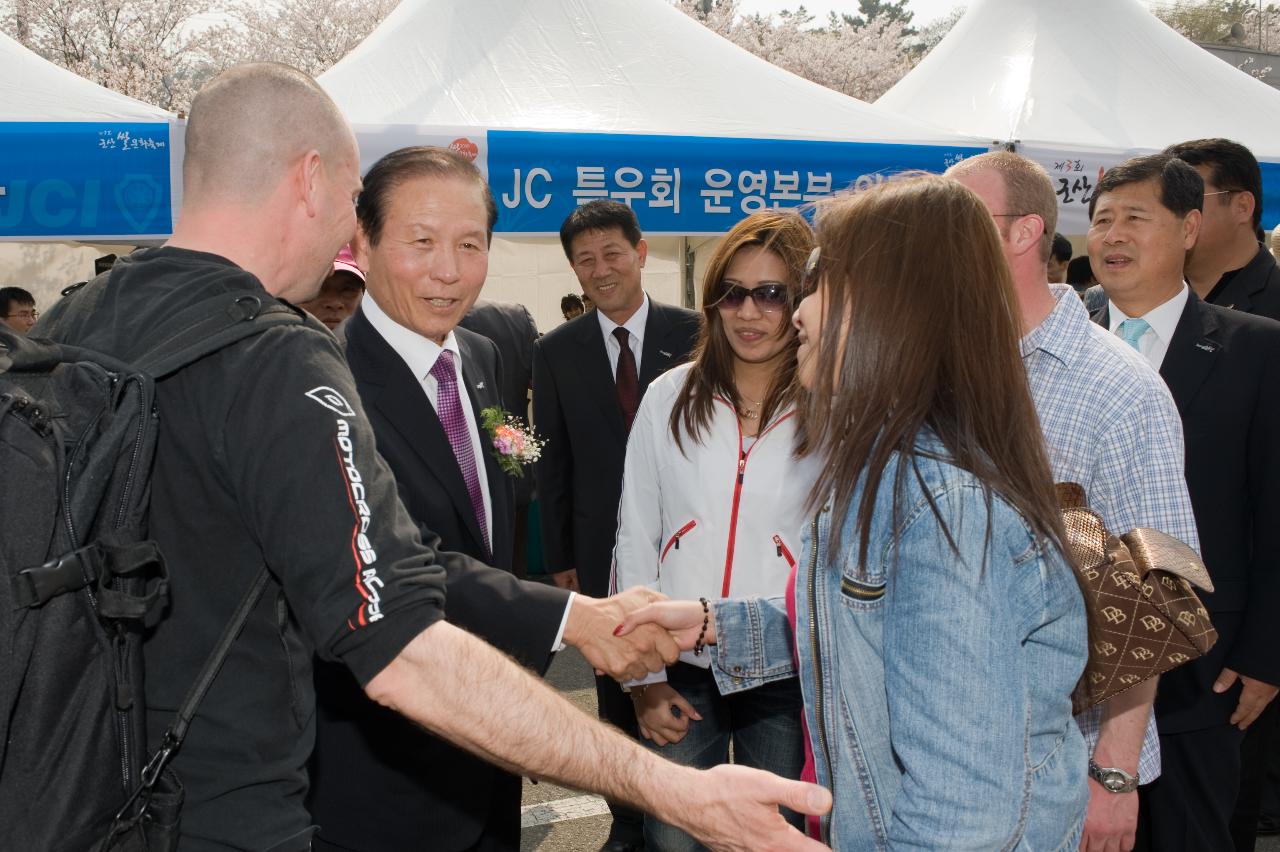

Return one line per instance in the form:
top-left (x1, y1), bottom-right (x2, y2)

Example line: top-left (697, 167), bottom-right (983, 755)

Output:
top-left (36, 247), bottom-right (452, 852)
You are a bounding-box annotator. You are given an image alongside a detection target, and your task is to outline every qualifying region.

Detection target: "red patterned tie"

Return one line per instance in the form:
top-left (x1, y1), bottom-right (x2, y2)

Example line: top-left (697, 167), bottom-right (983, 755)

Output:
top-left (613, 327), bottom-right (639, 434)
top-left (430, 350), bottom-right (490, 557)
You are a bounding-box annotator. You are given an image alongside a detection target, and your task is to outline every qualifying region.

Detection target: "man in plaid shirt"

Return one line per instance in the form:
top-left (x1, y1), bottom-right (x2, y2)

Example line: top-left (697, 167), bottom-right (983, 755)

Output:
top-left (950, 152), bottom-right (1199, 852)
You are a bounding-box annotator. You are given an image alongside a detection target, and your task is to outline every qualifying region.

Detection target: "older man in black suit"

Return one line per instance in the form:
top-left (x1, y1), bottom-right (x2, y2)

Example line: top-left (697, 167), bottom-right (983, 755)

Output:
top-left (309, 149), bottom-right (679, 852)
top-left (534, 200), bottom-right (700, 851)
top-left (1088, 153), bottom-right (1280, 852)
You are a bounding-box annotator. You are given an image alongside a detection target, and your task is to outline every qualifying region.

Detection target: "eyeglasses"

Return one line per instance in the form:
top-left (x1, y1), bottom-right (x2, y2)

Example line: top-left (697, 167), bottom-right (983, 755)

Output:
top-left (714, 282), bottom-right (790, 313)
top-left (3, 310), bottom-right (37, 320)
top-left (1203, 190), bottom-right (1240, 199)
top-left (801, 246), bottom-right (821, 295)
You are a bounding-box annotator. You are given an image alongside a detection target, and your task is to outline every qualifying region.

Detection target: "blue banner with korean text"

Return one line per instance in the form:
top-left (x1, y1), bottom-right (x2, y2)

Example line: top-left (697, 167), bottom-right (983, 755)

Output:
top-left (0, 122), bottom-right (173, 239)
top-left (488, 130), bottom-right (986, 235)
top-left (1262, 161), bottom-right (1280, 232)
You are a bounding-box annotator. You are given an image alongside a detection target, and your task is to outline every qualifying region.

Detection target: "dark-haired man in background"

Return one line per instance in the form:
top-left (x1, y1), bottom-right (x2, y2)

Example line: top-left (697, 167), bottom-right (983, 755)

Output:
top-left (1088, 153), bottom-right (1280, 852)
top-left (0, 287), bottom-right (37, 335)
top-left (1048, 232), bottom-right (1073, 283)
top-left (561, 292), bottom-right (585, 321)
top-left (1164, 138), bottom-right (1280, 321)
top-left (535, 200), bottom-right (700, 851)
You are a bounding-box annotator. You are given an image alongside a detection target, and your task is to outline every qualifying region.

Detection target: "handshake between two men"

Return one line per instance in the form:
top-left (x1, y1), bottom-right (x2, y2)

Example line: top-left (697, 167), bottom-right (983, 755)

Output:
top-left (367, 584), bottom-right (831, 852)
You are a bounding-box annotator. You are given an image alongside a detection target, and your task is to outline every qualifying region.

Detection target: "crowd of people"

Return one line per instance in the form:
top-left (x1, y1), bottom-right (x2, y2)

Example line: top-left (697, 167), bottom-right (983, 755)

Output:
top-left (4, 59), bottom-right (1280, 852)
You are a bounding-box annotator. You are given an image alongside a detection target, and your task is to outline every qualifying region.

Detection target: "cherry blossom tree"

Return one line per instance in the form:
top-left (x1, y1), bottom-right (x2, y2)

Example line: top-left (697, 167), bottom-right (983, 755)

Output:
top-left (676, 0), bottom-right (948, 102)
top-left (1151, 0), bottom-right (1279, 47)
top-left (204, 0), bottom-right (399, 79)
top-left (2, 0), bottom-right (218, 111)
top-left (1, 0), bottom-right (398, 111)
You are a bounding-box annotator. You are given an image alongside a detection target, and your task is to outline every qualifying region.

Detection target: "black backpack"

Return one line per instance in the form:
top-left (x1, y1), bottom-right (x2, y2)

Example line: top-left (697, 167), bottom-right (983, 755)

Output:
top-left (0, 289), bottom-right (301, 851)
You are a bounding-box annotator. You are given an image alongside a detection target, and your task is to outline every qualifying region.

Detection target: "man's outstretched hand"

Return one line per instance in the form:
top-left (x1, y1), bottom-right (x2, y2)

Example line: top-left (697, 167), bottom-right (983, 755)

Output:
top-left (564, 587), bottom-right (681, 682)
top-left (664, 763), bottom-right (831, 852)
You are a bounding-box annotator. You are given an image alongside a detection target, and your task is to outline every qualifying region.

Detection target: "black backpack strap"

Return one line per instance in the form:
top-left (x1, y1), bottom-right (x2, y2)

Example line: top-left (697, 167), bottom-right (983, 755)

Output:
top-left (135, 294), bottom-right (304, 379)
top-left (3, 290), bottom-right (305, 381)
top-left (10, 539), bottom-right (166, 616)
top-left (108, 567), bottom-right (271, 832)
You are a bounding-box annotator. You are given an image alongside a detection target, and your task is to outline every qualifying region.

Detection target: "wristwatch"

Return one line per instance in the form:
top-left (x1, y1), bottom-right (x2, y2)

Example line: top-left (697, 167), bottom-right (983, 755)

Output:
top-left (1088, 759), bottom-right (1139, 793)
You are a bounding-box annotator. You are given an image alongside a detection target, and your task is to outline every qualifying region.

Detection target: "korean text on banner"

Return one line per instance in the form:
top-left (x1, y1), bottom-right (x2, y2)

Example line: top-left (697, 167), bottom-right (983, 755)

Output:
top-left (0, 122), bottom-right (173, 240)
top-left (489, 130), bottom-right (987, 235)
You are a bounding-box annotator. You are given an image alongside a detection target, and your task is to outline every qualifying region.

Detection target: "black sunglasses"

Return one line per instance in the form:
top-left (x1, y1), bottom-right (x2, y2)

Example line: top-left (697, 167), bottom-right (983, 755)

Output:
top-left (801, 246), bottom-right (821, 295)
top-left (714, 282), bottom-right (790, 312)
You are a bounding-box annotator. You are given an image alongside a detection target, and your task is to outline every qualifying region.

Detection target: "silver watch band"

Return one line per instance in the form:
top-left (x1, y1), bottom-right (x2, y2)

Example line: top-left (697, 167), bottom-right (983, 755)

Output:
top-left (1088, 759), bottom-right (1139, 793)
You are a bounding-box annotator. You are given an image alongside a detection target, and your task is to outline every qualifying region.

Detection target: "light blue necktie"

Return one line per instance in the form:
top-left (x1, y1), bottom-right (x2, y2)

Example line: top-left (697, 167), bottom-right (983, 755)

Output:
top-left (1117, 318), bottom-right (1151, 351)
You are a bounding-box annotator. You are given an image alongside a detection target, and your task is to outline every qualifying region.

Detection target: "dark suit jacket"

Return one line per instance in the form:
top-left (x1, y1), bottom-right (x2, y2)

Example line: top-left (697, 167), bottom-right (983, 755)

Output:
top-left (309, 307), bottom-right (570, 851)
top-left (459, 300), bottom-right (540, 506)
top-left (1206, 242), bottom-right (1280, 322)
top-left (1095, 293), bottom-right (1280, 733)
top-left (533, 299), bottom-right (701, 597)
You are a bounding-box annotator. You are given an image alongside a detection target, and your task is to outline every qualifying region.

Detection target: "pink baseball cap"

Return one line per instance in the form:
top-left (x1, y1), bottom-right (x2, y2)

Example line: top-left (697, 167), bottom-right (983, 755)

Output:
top-left (332, 245), bottom-right (365, 283)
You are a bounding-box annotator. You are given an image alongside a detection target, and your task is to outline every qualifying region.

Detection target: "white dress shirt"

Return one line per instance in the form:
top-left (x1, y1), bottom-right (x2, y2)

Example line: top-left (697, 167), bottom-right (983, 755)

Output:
top-left (1107, 283), bottom-right (1189, 370)
top-left (362, 296), bottom-right (573, 650)
top-left (597, 293), bottom-right (650, 376)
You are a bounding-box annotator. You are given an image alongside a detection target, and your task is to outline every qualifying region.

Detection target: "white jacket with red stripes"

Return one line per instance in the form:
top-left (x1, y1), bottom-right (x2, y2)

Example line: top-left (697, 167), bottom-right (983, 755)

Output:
top-left (610, 362), bottom-right (818, 679)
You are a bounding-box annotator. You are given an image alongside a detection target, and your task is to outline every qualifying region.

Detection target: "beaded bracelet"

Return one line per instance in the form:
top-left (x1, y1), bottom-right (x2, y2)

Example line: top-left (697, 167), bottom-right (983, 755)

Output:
top-left (693, 597), bottom-right (711, 657)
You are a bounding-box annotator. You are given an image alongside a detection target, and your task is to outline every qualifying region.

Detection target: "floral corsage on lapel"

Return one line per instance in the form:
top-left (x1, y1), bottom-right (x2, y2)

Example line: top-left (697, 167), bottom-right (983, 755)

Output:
top-left (480, 407), bottom-right (546, 478)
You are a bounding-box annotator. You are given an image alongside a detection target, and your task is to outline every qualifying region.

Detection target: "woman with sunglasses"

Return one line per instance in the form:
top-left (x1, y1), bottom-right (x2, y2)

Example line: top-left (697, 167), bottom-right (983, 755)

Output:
top-left (610, 210), bottom-right (817, 851)
top-left (619, 176), bottom-right (1090, 849)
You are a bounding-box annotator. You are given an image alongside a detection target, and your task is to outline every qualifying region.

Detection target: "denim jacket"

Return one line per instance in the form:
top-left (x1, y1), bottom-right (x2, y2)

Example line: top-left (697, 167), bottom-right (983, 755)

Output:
top-left (712, 439), bottom-right (1089, 850)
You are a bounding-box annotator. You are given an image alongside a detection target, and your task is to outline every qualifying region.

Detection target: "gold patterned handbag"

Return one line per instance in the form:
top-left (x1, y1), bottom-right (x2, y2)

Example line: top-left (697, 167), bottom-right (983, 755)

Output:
top-left (1057, 483), bottom-right (1218, 714)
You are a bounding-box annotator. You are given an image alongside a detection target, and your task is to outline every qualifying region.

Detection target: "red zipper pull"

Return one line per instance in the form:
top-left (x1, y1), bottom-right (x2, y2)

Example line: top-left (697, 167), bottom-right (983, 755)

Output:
top-left (737, 453), bottom-right (746, 484)
top-left (773, 534), bottom-right (783, 557)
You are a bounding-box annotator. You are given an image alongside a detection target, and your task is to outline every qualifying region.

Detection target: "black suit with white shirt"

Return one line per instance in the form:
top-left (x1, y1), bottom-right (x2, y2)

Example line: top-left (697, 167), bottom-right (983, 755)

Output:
top-left (533, 299), bottom-right (701, 597)
top-left (309, 305), bottom-right (570, 852)
top-left (1095, 291), bottom-right (1280, 852)
top-left (532, 297), bottom-right (700, 843)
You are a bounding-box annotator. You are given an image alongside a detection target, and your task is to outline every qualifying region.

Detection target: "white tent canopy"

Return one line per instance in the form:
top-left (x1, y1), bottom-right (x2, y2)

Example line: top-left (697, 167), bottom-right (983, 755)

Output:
top-left (318, 0), bottom-right (982, 329)
top-left (0, 32), bottom-right (171, 122)
top-left (0, 33), bottom-right (180, 308)
top-left (877, 0), bottom-right (1280, 232)
top-left (319, 0), bottom-right (961, 144)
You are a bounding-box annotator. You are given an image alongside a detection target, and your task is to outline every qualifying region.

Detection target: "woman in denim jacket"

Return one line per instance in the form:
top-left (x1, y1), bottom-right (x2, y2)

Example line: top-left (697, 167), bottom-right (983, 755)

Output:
top-left (621, 175), bottom-right (1091, 850)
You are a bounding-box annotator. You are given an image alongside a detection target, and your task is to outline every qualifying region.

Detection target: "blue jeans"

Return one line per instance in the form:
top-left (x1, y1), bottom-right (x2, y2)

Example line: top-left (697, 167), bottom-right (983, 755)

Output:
top-left (641, 663), bottom-right (805, 852)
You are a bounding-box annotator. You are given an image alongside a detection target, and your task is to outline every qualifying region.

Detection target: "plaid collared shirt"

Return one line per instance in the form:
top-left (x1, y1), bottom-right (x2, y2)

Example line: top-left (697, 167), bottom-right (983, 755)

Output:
top-left (1022, 285), bottom-right (1201, 783)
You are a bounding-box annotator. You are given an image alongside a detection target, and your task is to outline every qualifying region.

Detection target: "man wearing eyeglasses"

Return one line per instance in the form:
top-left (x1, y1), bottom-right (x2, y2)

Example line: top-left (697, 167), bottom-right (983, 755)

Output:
top-left (0, 287), bottom-right (38, 335)
top-left (948, 151), bottom-right (1200, 852)
top-left (1164, 139), bottom-right (1280, 322)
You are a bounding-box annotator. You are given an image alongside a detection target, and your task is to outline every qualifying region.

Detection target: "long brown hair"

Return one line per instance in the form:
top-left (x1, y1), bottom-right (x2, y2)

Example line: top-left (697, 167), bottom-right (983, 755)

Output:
top-left (670, 210), bottom-right (816, 453)
top-left (797, 174), bottom-right (1065, 566)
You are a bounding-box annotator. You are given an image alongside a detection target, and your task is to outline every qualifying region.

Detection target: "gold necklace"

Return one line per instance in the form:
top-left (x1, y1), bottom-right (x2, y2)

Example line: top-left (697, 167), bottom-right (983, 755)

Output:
top-left (738, 394), bottom-right (763, 420)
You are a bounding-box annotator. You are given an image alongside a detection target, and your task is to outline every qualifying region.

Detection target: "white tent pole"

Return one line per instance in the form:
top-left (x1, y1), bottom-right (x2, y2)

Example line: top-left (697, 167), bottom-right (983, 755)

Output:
top-left (682, 237), bottom-right (695, 309)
